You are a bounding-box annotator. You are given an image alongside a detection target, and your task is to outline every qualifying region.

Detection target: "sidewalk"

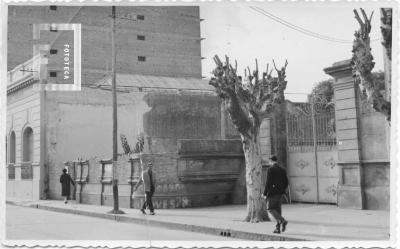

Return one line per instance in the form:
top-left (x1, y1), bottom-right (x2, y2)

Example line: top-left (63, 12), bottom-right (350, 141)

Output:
top-left (6, 198), bottom-right (390, 241)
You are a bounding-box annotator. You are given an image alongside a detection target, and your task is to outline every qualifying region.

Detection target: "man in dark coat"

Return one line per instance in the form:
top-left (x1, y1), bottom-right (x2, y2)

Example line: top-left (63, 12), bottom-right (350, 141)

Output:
top-left (60, 168), bottom-right (75, 204)
top-left (133, 161), bottom-right (156, 215)
top-left (262, 155), bottom-right (289, 234)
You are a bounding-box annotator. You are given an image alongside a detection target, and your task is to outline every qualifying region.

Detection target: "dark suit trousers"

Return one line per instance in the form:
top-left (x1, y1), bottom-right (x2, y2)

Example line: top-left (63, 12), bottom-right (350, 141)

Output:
top-left (142, 191), bottom-right (154, 212)
top-left (266, 195), bottom-right (285, 226)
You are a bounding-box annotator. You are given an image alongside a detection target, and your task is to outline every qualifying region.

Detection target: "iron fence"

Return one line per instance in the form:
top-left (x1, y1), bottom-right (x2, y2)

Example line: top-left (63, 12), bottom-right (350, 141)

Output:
top-left (287, 112), bottom-right (336, 152)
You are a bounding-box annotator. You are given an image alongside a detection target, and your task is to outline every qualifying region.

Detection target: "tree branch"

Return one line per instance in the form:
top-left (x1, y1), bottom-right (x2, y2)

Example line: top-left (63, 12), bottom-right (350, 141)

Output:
top-left (210, 55), bottom-right (288, 135)
top-left (352, 8), bottom-right (391, 122)
top-left (381, 8), bottom-right (392, 60)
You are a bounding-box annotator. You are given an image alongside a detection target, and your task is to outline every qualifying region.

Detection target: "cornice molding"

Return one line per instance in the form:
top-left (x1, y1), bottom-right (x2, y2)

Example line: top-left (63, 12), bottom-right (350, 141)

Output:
top-left (7, 78), bottom-right (37, 95)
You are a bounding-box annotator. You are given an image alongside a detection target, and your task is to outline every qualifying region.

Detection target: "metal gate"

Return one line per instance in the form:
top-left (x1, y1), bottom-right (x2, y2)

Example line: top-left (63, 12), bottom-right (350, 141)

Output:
top-left (286, 102), bottom-right (338, 204)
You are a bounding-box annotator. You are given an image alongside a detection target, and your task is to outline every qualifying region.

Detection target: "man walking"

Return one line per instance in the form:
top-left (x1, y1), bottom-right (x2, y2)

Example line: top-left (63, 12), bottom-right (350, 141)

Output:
top-left (262, 155), bottom-right (289, 234)
top-left (60, 168), bottom-right (75, 204)
top-left (134, 161), bottom-right (156, 215)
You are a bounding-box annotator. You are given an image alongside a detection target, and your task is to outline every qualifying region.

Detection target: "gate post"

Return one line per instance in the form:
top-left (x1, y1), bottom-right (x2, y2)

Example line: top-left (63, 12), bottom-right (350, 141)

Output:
top-left (324, 60), bottom-right (364, 209)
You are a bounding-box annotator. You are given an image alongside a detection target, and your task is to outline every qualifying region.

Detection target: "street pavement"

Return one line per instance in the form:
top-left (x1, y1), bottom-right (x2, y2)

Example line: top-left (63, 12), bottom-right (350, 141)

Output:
top-left (6, 199), bottom-right (390, 241)
top-left (6, 204), bottom-right (238, 240)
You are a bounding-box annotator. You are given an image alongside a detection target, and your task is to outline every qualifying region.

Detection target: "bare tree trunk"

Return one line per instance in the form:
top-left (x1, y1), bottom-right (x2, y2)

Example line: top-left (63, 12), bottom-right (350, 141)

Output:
top-left (209, 55), bottom-right (287, 223)
top-left (242, 134), bottom-right (269, 222)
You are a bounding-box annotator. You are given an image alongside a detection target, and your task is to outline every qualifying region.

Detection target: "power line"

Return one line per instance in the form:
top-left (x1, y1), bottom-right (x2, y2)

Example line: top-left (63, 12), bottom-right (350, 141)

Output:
top-left (250, 6), bottom-right (380, 44)
top-left (251, 6), bottom-right (351, 43)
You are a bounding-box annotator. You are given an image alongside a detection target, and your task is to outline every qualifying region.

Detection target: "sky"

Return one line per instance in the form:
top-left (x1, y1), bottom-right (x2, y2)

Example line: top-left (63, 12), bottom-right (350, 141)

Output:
top-left (199, 2), bottom-right (387, 102)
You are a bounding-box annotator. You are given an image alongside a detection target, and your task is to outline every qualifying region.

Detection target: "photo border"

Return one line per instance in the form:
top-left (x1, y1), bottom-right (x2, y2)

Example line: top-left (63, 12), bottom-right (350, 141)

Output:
top-left (1, 1), bottom-right (399, 249)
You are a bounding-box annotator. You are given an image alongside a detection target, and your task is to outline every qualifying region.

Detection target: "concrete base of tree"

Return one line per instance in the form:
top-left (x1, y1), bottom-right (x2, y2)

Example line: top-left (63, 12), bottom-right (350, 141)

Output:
top-left (108, 209), bottom-right (125, 214)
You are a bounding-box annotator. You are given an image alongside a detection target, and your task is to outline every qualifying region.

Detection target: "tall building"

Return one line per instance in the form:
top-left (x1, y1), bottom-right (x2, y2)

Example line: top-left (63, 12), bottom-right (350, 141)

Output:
top-left (6, 6), bottom-right (249, 206)
top-left (7, 6), bottom-right (203, 84)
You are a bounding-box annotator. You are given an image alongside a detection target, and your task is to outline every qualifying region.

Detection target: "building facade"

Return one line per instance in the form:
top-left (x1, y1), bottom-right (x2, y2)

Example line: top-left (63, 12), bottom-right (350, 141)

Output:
top-left (6, 6), bottom-right (250, 206)
top-left (8, 6), bottom-right (203, 84)
top-left (6, 54), bottom-right (249, 206)
top-left (6, 6), bottom-right (214, 203)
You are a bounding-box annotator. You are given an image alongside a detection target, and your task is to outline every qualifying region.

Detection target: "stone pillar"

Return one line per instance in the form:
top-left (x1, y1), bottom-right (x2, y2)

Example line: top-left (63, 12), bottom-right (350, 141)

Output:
top-left (324, 59), bottom-right (364, 209)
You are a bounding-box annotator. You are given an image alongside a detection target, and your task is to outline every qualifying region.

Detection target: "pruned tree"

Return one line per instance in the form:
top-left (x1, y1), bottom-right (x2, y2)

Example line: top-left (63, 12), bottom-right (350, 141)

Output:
top-left (133, 133), bottom-right (145, 154)
top-left (380, 8), bottom-right (392, 107)
top-left (351, 8), bottom-right (391, 122)
top-left (120, 133), bottom-right (145, 155)
top-left (120, 134), bottom-right (131, 155)
top-left (209, 55), bottom-right (288, 222)
top-left (380, 8), bottom-right (392, 61)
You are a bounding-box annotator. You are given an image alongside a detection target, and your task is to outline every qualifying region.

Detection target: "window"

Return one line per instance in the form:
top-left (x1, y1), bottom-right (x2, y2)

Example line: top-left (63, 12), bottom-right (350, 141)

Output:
top-left (50, 24), bottom-right (58, 32)
top-left (22, 127), bottom-right (33, 162)
top-left (138, 56), bottom-right (146, 62)
top-left (137, 15), bottom-right (145, 20)
top-left (137, 35), bottom-right (145, 41)
top-left (49, 6), bottom-right (57, 11)
top-left (49, 71), bottom-right (57, 77)
top-left (50, 49), bottom-right (58, 55)
top-left (9, 131), bottom-right (16, 164)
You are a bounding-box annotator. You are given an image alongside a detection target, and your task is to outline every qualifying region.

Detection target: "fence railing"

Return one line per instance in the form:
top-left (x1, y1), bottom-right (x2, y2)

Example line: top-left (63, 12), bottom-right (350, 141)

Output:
top-left (287, 112), bottom-right (336, 152)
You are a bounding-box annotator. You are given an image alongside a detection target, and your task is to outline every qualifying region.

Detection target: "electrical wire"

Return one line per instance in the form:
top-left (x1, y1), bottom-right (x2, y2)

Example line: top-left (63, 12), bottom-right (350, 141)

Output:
top-left (250, 6), bottom-right (380, 44)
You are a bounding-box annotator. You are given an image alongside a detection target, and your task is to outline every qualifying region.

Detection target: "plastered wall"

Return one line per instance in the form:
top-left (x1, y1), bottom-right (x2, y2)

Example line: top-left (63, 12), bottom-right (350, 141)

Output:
top-left (44, 87), bottom-right (149, 199)
top-left (6, 82), bottom-right (41, 200)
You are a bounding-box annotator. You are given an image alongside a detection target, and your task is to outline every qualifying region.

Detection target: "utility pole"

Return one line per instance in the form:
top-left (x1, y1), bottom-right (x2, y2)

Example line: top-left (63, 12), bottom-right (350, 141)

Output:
top-left (109, 5), bottom-right (124, 214)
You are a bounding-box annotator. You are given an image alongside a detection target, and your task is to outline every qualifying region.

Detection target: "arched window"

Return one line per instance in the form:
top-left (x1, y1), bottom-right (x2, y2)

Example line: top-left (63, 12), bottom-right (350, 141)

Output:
top-left (22, 127), bottom-right (33, 162)
top-left (9, 131), bottom-right (16, 164)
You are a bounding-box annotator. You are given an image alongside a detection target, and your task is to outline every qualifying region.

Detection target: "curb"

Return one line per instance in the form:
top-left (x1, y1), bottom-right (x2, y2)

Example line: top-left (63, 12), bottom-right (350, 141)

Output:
top-left (7, 201), bottom-right (307, 241)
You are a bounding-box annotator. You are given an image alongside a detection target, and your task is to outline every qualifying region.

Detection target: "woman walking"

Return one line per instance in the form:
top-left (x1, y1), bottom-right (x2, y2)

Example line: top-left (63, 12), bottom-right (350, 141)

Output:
top-left (60, 168), bottom-right (75, 204)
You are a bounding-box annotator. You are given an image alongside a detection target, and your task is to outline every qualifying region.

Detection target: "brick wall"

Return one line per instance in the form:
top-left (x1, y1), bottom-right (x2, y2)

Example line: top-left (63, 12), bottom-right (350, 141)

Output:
top-left (8, 6), bottom-right (202, 83)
